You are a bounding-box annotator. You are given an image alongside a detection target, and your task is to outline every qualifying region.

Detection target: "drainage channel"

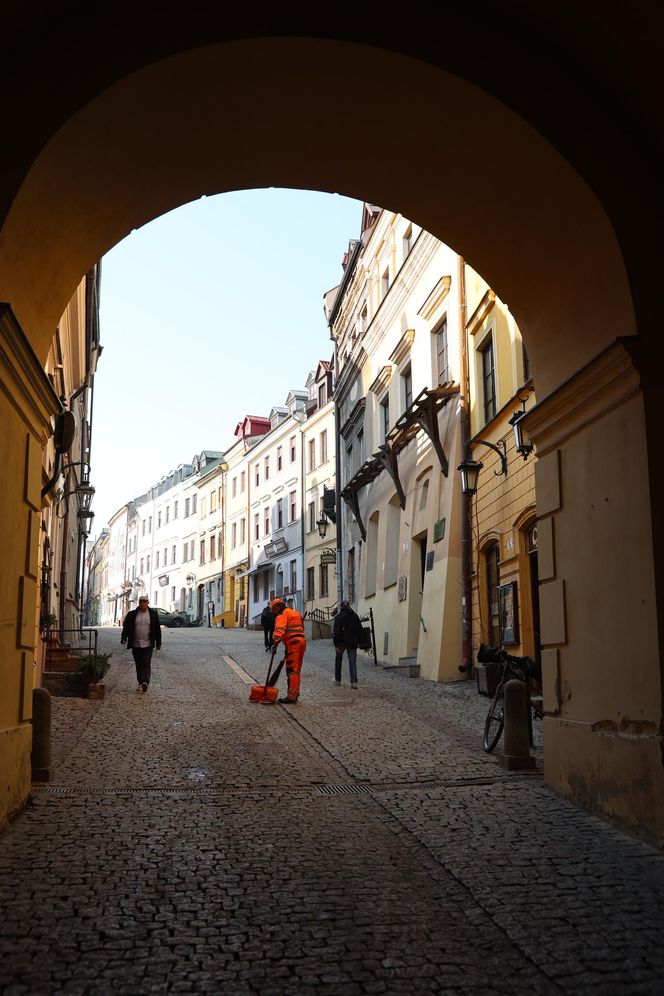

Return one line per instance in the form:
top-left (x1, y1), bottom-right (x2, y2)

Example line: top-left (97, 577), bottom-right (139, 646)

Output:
top-left (32, 773), bottom-right (538, 799)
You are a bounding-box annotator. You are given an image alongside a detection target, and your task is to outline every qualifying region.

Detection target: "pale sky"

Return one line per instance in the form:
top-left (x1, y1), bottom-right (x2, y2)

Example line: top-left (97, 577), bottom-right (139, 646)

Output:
top-left (90, 189), bottom-right (362, 535)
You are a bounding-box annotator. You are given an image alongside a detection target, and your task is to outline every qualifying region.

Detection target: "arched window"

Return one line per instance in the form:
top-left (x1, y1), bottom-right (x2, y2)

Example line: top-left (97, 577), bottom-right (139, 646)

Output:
top-left (485, 542), bottom-right (500, 646)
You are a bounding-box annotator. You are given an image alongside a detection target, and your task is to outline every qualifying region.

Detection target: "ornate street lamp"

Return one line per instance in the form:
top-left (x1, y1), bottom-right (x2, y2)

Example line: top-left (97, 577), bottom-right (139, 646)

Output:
top-left (457, 440), bottom-right (508, 497)
top-left (74, 474), bottom-right (95, 536)
top-left (316, 512), bottom-right (329, 540)
top-left (508, 395), bottom-right (534, 460)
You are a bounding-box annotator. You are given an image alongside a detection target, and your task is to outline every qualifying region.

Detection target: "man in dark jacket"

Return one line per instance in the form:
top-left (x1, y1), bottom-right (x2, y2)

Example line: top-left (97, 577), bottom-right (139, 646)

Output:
top-left (332, 600), bottom-right (364, 688)
top-left (260, 602), bottom-right (274, 651)
top-left (121, 594), bottom-right (161, 692)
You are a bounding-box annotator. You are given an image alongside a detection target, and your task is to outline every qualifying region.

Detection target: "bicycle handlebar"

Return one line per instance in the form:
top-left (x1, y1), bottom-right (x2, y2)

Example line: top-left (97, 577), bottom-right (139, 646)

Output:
top-left (477, 643), bottom-right (535, 672)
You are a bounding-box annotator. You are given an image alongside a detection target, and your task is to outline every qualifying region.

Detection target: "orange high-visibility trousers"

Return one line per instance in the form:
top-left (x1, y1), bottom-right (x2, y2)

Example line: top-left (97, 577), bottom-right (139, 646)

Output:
top-left (284, 635), bottom-right (306, 700)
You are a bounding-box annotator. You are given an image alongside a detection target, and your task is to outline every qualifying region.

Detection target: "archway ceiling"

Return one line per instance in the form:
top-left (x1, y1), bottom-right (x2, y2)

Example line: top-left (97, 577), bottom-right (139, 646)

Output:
top-left (0, 12), bottom-right (661, 391)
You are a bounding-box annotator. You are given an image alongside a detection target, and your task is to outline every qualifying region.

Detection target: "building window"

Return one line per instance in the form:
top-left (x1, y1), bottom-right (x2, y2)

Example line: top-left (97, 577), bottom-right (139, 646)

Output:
top-left (254, 513), bottom-right (260, 540)
top-left (277, 446), bottom-right (282, 471)
top-left (306, 567), bottom-right (315, 602)
top-left (218, 531), bottom-right (222, 555)
top-left (381, 266), bottom-right (390, 297)
top-left (255, 464), bottom-right (260, 487)
top-left (155, 551), bottom-right (160, 569)
top-left (365, 511), bottom-right (379, 597)
top-left (264, 456), bottom-right (270, 481)
top-left (277, 499), bottom-right (284, 529)
top-left (240, 472), bottom-right (246, 493)
top-left (360, 304), bottom-right (368, 333)
top-left (201, 498), bottom-right (206, 518)
top-left (140, 558), bottom-right (144, 574)
top-left (174, 500), bottom-right (178, 519)
top-left (182, 544), bottom-right (187, 563)
top-left (308, 438), bottom-right (316, 472)
top-left (403, 225), bottom-right (413, 258)
top-left (192, 495), bottom-right (197, 514)
top-left (384, 496), bottom-right (400, 588)
top-left (435, 316), bottom-right (449, 385)
top-left (482, 336), bottom-right (497, 423)
top-left (346, 442), bottom-right (353, 483)
top-left (158, 511), bottom-right (162, 528)
top-left (166, 506), bottom-right (170, 524)
top-left (380, 394), bottom-right (390, 442)
top-left (347, 547), bottom-right (355, 603)
top-left (210, 490), bottom-right (217, 513)
top-left (320, 430), bottom-right (328, 464)
top-left (185, 498), bottom-right (190, 518)
top-left (232, 477), bottom-right (237, 498)
top-left (289, 491), bottom-right (297, 522)
top-left (308, 501), bottom-right (316, 532)
top-left (146, 555), bottom-right (151, 572)
top-left (148, 516), bottom-right (152, 533)
top-left (240, 517), bottom-right (245, 544)
top-left (485, 543), bottom-right (501, 646)
top-left (290, 560), bottom-right (297, 594)
top-left (357, 427), bottom-right (365, 466)
top-left (402, 364), bottom-right (412, 411)
top-left (264, 508), bottom-right (270, 535)
top-left (210, 535), bottom-right (216, 560)
top-left (163, 547), bottom-right (167, 566)
top-left (232, 523), bottom-right (237, 548)
top-left (290, 436), bottom-right (296, 462)
top-left (154, 591), bottom-right (158, 605)
top-left (142, 520), bottom-right (146, 536)
top-left (200, 540), bottom-right (205, 565)
top-left (522, 342), bottom-right (530, 383)
top-left (320, 563), bottom-right (329, 597)
top-left (172, 545), bottom-right (176, 563)
top-left (318, 383), bottom-right (326, 408)
top-left (171, 585), bottom-right (176, 602)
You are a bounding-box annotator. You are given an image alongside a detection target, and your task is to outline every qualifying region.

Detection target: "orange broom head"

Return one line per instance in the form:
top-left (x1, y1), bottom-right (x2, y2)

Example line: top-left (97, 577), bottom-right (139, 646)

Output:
top-left (249, 684), bottom-right (279, 703)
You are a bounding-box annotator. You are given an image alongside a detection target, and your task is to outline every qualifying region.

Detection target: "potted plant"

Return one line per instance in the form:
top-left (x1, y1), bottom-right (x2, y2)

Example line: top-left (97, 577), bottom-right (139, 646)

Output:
top-left (76, 651), bottom-right (112, 699)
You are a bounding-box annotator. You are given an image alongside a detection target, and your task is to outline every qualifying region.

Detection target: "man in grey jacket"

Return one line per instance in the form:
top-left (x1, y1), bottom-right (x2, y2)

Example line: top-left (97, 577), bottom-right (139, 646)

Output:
top-left (121, 595), bottom-right (161, 692)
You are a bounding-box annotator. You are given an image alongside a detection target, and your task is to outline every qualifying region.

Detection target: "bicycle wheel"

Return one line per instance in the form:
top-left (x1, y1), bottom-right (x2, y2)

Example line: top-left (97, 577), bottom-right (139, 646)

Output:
top-left (483, 686), bottom-right (505, 752)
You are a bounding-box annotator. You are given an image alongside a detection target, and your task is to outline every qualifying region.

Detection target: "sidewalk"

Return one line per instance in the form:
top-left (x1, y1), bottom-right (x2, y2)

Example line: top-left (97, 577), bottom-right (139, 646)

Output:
top-left (0, 626), bottom-right (662, 994)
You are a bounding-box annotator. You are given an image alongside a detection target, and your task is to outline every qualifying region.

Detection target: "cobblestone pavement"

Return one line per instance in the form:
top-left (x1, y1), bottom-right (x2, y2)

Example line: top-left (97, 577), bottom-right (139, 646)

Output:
top-left (1, 627), bottom-right (663, 994)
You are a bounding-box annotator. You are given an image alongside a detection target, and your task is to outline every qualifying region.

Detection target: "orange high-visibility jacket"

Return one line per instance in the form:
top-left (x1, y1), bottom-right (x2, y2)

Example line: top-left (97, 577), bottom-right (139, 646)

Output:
top-left (273, 607), bottom-right (305, 645)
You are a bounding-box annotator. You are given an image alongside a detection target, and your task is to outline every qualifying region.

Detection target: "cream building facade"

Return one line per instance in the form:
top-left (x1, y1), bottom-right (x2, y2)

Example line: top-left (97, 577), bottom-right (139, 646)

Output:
top-left (329, 206), bottom-right (466, 681)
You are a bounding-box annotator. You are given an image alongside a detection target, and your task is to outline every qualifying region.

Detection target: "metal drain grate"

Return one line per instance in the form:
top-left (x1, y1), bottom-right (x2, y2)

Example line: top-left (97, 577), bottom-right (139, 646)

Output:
top-left (313, 783), bottom-right (374, 796)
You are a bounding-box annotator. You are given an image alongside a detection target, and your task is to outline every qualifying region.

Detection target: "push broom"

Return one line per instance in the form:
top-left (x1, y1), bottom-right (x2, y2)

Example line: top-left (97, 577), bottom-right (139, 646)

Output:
top-left (249, 646), bottom-right (282, 703)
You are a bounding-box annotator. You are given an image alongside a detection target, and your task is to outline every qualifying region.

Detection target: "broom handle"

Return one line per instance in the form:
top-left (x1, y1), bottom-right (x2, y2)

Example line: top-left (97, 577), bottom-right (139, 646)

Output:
top-left (264, 646), bottom-right (277, 691)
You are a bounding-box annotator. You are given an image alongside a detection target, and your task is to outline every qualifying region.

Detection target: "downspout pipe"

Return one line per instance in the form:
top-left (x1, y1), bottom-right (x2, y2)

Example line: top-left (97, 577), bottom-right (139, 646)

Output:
top-left (457, 255), bottom-right (472, 677)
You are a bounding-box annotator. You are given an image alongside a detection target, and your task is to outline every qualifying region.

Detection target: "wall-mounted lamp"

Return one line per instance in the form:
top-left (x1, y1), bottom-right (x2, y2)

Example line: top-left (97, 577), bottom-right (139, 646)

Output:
top-left (317, 512), bottom-right (329, 540)
top-left (75, 474), bottom-right (95, 537)
top-left (457, 440), bottom-right (507, 497)
top-left (508, 394), bottom-right (534, 460)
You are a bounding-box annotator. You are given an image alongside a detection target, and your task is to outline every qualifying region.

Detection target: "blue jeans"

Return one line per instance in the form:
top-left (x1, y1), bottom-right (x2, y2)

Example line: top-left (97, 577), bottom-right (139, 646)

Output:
top-left (334, 644), bottom-right (357, 683)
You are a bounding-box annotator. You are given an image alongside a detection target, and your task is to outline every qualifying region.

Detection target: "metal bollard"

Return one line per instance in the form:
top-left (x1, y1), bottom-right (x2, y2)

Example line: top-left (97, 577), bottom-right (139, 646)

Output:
top-left (31, 687), bottom-right (52, 782)
top-left (501, 678), bottom-right (536, 771)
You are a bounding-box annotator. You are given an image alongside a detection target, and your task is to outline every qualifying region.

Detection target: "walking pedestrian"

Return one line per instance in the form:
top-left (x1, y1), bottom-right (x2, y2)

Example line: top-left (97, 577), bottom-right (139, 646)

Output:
top-left (333, 600), bottom-right (364, 688)
top-left (261, 602), bottom-right (274, 651)
top-left (120, 595), bottom-right (161, 692)
top-left (271, 597), bottom-right (306, 704)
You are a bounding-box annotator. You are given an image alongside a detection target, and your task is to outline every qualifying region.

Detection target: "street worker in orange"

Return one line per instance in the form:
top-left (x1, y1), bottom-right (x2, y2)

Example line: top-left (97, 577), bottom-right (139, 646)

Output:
top-left (271, 597), bottom-right (306, 705)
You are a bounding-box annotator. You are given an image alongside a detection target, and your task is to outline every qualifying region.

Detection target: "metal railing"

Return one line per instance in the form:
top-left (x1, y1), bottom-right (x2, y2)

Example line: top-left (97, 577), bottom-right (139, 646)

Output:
top-left (44, 626), bottom-right (98, 658)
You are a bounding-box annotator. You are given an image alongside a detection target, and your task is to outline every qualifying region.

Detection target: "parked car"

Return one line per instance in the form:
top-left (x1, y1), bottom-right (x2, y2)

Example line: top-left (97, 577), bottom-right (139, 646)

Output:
top-left (154, 607), bottom-right (188, 628)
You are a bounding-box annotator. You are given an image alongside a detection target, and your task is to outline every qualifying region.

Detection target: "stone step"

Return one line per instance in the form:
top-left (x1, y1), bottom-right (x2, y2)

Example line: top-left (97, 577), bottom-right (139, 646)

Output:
top-left (45, 655), bottom-right (80, 673)
top-left (382, 656), bottom-right (420, 678)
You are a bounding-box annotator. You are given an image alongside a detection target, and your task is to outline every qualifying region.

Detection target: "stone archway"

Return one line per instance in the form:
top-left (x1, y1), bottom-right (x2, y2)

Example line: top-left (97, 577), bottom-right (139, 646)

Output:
top-left (0, 35), bottom-right (661, 842)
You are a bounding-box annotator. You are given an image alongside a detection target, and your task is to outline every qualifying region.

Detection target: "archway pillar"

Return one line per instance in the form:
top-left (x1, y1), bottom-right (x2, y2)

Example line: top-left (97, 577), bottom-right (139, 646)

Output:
top-left (0, 304), bottom-right (60, 829)
top-left (524, 339), bottom-right (664, 845)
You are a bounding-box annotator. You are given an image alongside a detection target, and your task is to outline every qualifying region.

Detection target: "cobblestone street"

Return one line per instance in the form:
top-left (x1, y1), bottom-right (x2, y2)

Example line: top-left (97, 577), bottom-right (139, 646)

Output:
top-left (1, 627), bottom-right (663, 994)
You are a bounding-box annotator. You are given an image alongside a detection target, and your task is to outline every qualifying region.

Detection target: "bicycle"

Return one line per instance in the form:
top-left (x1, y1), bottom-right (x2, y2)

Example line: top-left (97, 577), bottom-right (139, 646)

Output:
top-left (478, 644), bottom-right (544, 753)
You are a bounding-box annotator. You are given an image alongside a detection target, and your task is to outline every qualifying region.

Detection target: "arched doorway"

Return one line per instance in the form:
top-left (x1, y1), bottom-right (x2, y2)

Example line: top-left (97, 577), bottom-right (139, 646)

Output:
top-left (0, 34), bottom-right (662, 843)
